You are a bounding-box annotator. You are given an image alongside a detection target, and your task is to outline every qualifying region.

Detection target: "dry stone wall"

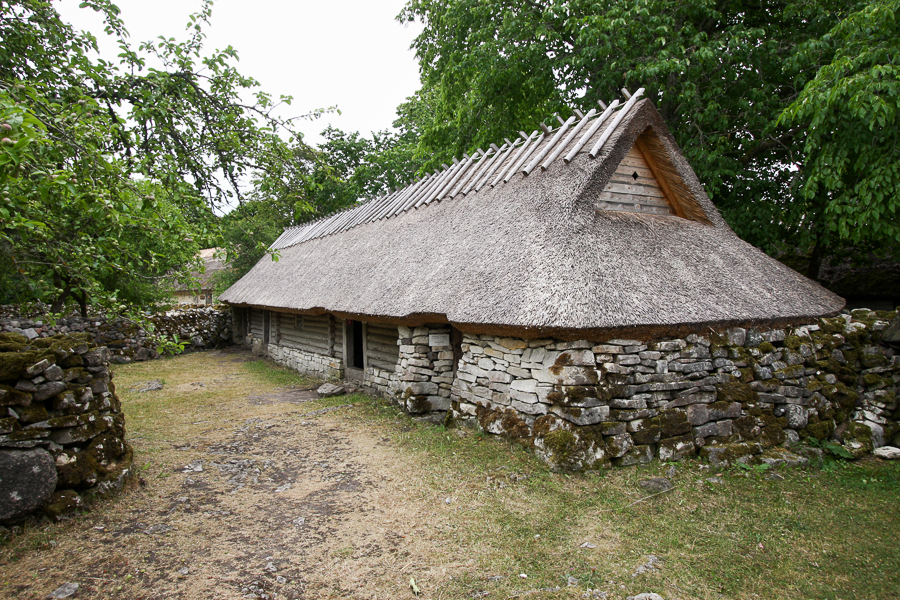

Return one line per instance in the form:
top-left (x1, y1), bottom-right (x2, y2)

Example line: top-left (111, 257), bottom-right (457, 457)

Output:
top-left (445, 309), bottom-right (898, 470)
top-left (0, 305), bottom-right (233, 363)
top-left (0, 332), bottom-right (132, 522)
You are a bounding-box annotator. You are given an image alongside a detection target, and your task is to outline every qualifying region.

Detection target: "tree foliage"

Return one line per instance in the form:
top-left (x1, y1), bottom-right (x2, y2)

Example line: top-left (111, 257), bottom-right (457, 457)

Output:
top-left (398, 0), bottom-right (900, 273)
top-left (0, 0), bottom-right (323, 313)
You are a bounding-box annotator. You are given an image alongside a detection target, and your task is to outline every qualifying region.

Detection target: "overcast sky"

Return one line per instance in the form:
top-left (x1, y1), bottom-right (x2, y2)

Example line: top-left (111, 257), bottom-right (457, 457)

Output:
top-left (56, 0), bottom-right (424, 146)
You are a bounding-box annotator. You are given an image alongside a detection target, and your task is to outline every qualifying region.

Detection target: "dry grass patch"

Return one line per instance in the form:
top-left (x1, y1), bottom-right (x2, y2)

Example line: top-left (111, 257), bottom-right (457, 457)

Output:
top-left (0, 349), bottom-right (898, 600)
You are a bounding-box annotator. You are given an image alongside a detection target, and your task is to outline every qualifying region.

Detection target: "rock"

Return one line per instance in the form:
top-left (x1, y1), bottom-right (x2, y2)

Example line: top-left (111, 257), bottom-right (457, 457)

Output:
top-left (137, 380), bottom-right (164, 393)
top-left (873, 446), bottom-right (900, 460)
top-left (316, 383), bottom-right (346, 398)
top-left (47, 582), bottom-right (79, 599)
top-left (705, 476), bottom-right (725, 484)
top-left (0, 448), bottom-right (57, 522)
top-left (627, 594), bottom-right (664, 600)
top-left (637, 478), bottom-right (673, 494)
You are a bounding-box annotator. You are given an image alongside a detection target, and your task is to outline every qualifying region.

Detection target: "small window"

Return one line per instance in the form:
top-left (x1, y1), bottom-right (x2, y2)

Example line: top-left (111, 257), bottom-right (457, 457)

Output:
top-left (295, 314), bottom-right (304, 330)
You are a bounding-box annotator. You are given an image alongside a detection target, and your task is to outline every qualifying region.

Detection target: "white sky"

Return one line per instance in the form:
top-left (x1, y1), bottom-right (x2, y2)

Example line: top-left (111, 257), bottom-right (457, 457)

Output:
top-left (56, 0), bottom-right (424, 146)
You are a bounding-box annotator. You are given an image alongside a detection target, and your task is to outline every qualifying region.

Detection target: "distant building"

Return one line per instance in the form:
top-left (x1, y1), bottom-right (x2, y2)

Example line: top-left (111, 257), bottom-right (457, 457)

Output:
top-left (172, 248), bottom-right (225, 305)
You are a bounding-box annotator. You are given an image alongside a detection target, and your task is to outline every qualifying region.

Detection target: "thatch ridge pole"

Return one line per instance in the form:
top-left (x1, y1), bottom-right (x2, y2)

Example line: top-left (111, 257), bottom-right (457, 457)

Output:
top-left (563, 100), bottom-right (619, 163)
top-left (474, 142), bottom-right (513, 192)
top-left (324, 204), bottom-right (363, 237)
top-left (483, 139), bottom-right (521, 190)
top-left (448, 151), bottom-right (486, 198)
top-left (589, 88), bottom-right (645, 159)
top-left (502, 131), bottom-right (545, 183)
top-left (432, 153), bottom-right (476, 201)
top-left (418, 158), bottom-right (466, 206)
top-left (540, 110), bottom-right (596, 171)
top-left (336, 190), bottom-right (400, 235)
top-left (398, 171), bottom-right (440, 213)
top-left (352, 194), bottom-right (393, 228)
top-left (374, 177), bottom-right (425, 221)
top-left (414, 160), bottom-right (465, 208)
top-left (491, 135), bottom-right (531, 188)
top-left (411, 165), bottom-right (458, 210)
top-left (339, 198), bottom-right (377, 232)
top-left (529, 121), bottom-right (575, 175)
top-left (462, 146), bottom-right (503, 195)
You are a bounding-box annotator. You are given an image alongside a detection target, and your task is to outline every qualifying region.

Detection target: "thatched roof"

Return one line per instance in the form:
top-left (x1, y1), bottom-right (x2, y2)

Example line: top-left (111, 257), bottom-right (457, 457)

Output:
top-left (220, 92), bottom-right (844, 340)
top-left (173, 248), bottom-right (225, 293)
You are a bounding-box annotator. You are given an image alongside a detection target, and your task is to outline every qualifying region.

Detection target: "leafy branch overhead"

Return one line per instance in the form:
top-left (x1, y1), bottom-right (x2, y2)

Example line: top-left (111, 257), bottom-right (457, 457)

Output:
top-left (0, 0), bottom-right (331, 313)
top-left (398, 0), bottom-right (900, 272)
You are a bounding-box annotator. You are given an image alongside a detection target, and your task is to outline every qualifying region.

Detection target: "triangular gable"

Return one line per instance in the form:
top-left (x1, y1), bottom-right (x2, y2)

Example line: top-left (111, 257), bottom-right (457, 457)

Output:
top-left (595, 129), bottom-right (713, 224)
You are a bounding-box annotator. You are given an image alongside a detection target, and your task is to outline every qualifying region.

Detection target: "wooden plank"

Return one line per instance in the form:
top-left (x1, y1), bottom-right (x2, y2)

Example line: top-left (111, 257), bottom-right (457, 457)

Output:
top-left (634, 136), bottom-right (685, 219)
top-left (609, 174), bottom-right (660, 187)
top-left (366, 324), bottom-right (399, 336)
top-left (595, 201), bottom-right (672, 215)
top-left (598, 191), bottom-right (671, 207)
top-left (614, 164), bottom-right (655, 178)
top-left (368, 358), bottom-right (398, 372)
top-left (366, 342), bottom-right (400, 358)
top-left (603, 182), bottom-right (665, 198)
top-left (366, 332), bottom-right (399, 346)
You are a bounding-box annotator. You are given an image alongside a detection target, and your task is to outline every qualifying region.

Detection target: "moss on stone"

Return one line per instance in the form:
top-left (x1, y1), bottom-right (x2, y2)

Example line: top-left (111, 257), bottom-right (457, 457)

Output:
top-left (0, 352), bottom-right (34, 381)
top-left (0, 384), bottom-right (32, 407)
top-left (717, 381), bottom-right (758, 404)
top-left (783, 335), bottom-right (803, 350)
top-left (658, 410), bottom-right (691, 437)
top-left (0, 332), bottom-right (28, 345)
top-left (758, 341), bottom-right (776, 354)
top-left (544, 429), bottom-right (577, 460)
top-left (803, 420), bottom-right (835, 440)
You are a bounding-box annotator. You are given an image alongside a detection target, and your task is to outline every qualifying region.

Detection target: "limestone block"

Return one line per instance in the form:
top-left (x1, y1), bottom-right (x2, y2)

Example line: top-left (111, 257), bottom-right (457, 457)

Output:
top-left (605, 433), bottom-right (633, 458)
top-left (496, 338), bottom-right (528, 350)
top-left (707, 401), bottom-right (741, 421)
top-left (406, 382), bottom-right (439, 396)
top-left (692, 419), bottom-right (732, 439)
top-left (617, 355), bottom-right (641, 366)
top-left (610, 397), bottom-right (647, 410)
top-left (509, 390), bottom-right (538, 404)
top-left (507, 366), bottom-right (531, 379)
top-left (24, 359), bottom-right (51, 377)
top-left (658, 434), bottom-right (696, 462)
top-left (0, 448), bottom-right (57, 522)
top-left (550, 405), bottom-right (610, 426)
top-left (509, 379), bottom-right (537, 393)
top-left (511, 399), bottom-right (547, 415)
top-left (592, 344), bottom-right (623, 355)
top-left (612, 444), bottom-right (654, 467)
top-left (653, 340), bottom-right (686, 352)
top-left (33, 381), bottom-right (67, 402)
top-left (489, 371), bottom-right (513, 384)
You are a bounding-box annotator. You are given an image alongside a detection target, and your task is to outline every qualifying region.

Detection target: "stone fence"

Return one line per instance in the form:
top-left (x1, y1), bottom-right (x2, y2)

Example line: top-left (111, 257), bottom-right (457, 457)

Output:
top-left (443, 309), bottom-right (898, 470)
top-left (0, 305), bottom-right (233, 363)
top-left (0, 333), bottom-right (132, 523)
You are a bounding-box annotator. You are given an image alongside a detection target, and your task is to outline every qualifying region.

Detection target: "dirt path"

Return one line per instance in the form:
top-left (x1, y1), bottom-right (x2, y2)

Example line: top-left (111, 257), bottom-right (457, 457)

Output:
top-left (0, 351), bottom-right (464, 600)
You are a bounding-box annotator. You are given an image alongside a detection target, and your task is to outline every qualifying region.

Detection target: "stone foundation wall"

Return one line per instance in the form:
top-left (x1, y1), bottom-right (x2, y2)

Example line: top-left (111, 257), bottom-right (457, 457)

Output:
top-left (393, 326), bottom-right (454, 419)
top-left (266, 344), bottom-right (343, 379)
top-left (0, 306), bottom-right (233, 363)
top-left (447, 309), bottom-right (898, 470)
top-left (0, 333), bottom-right (132, 522)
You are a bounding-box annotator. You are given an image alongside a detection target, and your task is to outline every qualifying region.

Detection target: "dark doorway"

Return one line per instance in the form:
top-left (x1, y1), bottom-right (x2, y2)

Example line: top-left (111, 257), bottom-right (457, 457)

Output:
top-left (451, 326), bottom-right (463, 373)
top-left (346, 319), bottom-right (364, 369)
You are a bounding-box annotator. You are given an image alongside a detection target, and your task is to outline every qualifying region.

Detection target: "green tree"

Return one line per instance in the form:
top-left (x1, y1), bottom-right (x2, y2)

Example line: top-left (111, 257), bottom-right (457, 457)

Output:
top-left (398, 0), bottom-right (900, 274)
top-left (0, 0), bottom-right (323, 313)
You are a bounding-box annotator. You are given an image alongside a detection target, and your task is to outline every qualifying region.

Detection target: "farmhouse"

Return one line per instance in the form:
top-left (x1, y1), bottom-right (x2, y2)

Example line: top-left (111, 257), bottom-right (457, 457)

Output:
top-left (220, 90), bottom-right (891, 469)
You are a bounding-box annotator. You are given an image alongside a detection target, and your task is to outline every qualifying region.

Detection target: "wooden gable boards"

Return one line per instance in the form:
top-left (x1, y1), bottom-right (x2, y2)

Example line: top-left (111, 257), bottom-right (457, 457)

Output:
top-left (596, 129), bottom-right (712, 224)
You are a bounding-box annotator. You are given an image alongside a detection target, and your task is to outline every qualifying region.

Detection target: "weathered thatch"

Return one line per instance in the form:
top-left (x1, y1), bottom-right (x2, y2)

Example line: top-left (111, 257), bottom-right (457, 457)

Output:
top-left (220, 95), bottom-right (843, 340)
